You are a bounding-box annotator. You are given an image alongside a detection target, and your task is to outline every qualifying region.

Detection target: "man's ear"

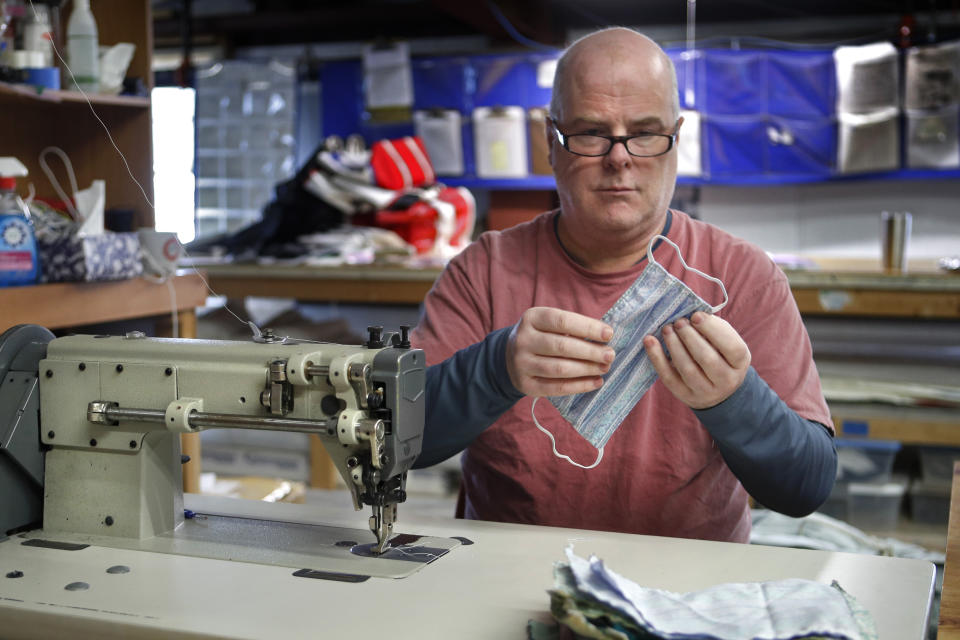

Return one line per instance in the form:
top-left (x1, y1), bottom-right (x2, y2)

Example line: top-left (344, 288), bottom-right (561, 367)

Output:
top-left (674, 115), bottom-right (685, 145)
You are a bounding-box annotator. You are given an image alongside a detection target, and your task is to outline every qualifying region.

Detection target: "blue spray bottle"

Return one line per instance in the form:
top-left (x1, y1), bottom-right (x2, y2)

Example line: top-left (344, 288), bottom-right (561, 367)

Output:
top-left (0, 158), bottom-right (40, 286)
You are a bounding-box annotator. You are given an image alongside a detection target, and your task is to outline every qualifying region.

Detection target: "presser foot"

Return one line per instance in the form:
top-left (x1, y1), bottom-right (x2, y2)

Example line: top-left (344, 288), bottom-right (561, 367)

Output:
top-left (369, 503), bottom-right (397, 554)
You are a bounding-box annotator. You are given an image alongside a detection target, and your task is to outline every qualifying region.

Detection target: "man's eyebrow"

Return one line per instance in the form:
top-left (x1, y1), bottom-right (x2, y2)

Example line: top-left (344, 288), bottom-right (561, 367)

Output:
top-left (566, 117), bottom-right (605, 128)
top-left (630, 117), bottom-right (668, 131)
top-left (566, 116), bottom-right (668, 131)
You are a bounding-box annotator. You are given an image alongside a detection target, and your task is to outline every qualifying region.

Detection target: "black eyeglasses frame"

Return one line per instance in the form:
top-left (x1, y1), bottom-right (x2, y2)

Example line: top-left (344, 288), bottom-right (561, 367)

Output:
top-left (548, 118), bottom-right (681, 158)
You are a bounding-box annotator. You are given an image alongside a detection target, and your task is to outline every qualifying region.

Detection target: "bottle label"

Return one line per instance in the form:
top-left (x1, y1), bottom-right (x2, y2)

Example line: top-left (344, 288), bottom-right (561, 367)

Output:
top-left (68, 34), bottom-right (99, 86)
top-left (0, 251), bottom-right (33, 272)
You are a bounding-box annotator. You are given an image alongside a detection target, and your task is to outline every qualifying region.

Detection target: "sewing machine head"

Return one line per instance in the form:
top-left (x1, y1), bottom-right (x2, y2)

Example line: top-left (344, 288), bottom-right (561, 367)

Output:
top-left (1, 324), bottom-right (424, 555)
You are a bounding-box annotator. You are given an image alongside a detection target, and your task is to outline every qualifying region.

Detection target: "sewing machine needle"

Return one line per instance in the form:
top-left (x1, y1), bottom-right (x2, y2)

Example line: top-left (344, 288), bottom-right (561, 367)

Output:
top-left (370, 506), bottom-right (387, 554)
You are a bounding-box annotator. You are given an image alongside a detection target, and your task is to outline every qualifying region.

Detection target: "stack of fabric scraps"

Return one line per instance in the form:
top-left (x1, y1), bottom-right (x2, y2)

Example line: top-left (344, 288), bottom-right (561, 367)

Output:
top-left (529, 547), bottom-right (877, 640)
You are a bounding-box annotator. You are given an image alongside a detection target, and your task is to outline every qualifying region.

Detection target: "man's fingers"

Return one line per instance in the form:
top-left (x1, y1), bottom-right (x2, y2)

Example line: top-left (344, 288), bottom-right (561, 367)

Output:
top-left (527, 307), bottom-right (613, 344)
top-left (524, 331), bottom-right (615, 366)
top-left (689, 312), bottom-right (751, 369)
top-left (643, 334), bottom-right (687, 393)
top-left (508, 307), bottom-right (615, 397)
top-left (520, 352), bottom-right (611, 380)
top-left (660, 324), bottom-right (707, 388)
top-left (673, 317), bottom-right (726, 375)
top-left (525, 375), bottom-right (605, 397)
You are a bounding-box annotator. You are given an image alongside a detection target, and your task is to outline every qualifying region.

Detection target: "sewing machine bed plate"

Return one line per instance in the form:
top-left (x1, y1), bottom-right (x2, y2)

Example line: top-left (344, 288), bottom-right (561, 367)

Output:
top-left (0, 495), bottom-right (936, 640)
top-left (18, 509), bottom-right (458, 580)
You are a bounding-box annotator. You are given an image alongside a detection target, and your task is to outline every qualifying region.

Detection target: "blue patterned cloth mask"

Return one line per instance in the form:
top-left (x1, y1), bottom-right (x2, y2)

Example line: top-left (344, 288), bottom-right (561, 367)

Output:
top-left (533, 235), bottom-right (729, 469)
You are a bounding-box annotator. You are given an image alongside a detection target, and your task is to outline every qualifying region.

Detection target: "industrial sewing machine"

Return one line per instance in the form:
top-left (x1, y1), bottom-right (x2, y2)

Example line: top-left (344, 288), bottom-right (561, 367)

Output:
top-left (1, 323), bottom-right (456, 577)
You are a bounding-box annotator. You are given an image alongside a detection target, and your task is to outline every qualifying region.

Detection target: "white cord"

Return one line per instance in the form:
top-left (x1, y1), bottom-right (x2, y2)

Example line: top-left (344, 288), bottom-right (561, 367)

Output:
top-left (531, 397), bottom-right (604, 469)
top-left (387, 544), bottom-right (442, 562)
top-left (648, 234), bottom-right (728, 312)
top-left (34, 0), bottom-right (155, 212)
top-left (166, 277), bottom-right (179, 338)
top-left (28, 0), bottom-right (254, 337)
top-left (38, 146), bottom-right (82, 220)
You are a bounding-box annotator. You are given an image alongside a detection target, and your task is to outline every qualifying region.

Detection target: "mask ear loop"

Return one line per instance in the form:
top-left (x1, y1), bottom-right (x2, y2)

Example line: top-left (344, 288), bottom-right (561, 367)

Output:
top-left (648, 235), bottom-right (729, 312)
top-left (531, 398), bottom-right (604, 469)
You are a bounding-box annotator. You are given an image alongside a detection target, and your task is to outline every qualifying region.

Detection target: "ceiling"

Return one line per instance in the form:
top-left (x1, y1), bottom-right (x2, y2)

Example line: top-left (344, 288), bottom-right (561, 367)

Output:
top-left (152, 0), bottom-right (960, 54)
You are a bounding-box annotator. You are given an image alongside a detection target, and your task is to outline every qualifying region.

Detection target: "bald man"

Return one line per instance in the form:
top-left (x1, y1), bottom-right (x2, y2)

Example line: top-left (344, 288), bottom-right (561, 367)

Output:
top-left (411, 28), bottom-right (836, 542)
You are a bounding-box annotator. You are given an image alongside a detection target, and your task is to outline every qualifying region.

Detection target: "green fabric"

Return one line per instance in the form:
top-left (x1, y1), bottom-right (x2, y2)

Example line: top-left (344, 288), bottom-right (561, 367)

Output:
top-left (536, 561), bottom-right (878, 640)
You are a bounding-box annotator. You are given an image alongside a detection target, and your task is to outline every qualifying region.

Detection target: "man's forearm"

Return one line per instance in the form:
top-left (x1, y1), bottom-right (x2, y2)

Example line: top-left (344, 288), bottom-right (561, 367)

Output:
top-left (694, 367), bottom-right (837, 517)
top-left (413, 327), bottom-right (524, 468)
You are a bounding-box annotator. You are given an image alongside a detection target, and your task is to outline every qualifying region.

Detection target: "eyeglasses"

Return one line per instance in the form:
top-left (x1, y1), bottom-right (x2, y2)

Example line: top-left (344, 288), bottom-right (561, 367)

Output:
top-left (549, 118), bottom-right (679, 158)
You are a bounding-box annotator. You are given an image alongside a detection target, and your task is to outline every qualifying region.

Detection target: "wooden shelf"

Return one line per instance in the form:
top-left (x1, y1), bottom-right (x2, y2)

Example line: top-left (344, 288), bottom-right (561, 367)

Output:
top-left (5, 0), bottom-right (155, 230)
top-left (831, 402), bottom-right (960, 446)
top-left (0, 274), bottom-right (208, 333)
top-left (0, 81), bottom-right (150, 107)
top-left (785, 269), bottom-right (960, 319)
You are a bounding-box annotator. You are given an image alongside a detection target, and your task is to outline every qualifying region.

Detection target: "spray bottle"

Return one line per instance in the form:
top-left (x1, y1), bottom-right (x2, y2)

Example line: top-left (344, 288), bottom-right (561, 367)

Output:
top-left (0, 157), bottom-right (40, 286)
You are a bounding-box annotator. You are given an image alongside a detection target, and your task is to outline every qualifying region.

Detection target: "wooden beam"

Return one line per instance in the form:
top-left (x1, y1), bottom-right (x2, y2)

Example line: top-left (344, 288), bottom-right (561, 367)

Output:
top-left (792, 288), bottom-right (960, 319)
top-left (939, 461), bottom-right (960, 637)
top-left (0, 274), bottom-right (208, 332)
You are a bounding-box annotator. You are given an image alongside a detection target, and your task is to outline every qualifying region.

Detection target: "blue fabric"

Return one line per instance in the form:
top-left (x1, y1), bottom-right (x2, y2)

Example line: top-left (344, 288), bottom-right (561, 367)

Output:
top-left (703, 49), bottom-right (768, 115)
top-left (767, 115), bottom-right (836, 175)
top-left (704, 115), bottom-right (768, 176)
top-left (695, 366), bottom-right (837, 517)
top-left (767, 49), bottom-right (836, 118)
top-left (416, 329), bottom-right (837, 520)
top-left (412, 57), bottom-right (472, 111)
top-left (470, 53), bottom-right (555, 108)
top-left (413, 326), bottom-right (523, 468)
top-left (548, 259), bottom-right (714, 449)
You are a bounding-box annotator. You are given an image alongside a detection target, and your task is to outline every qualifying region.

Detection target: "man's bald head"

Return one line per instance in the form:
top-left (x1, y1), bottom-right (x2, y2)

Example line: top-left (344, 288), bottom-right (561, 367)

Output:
top-left (549, 28), bottom-right (679, 123)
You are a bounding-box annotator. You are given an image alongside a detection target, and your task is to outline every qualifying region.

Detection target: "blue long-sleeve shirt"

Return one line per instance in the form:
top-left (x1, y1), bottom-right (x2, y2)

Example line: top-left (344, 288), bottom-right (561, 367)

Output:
top-left (413, 327), bottom-right (836, 518)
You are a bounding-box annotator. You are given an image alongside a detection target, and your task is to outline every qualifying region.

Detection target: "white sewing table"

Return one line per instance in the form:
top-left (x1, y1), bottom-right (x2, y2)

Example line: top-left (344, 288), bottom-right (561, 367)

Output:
top-left (0, 494), bottom-right (936, 639)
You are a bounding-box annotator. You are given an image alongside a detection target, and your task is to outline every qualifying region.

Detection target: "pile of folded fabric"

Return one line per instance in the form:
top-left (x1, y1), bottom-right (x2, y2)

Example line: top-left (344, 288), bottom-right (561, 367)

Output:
top-left (528, 547), bottom-right (877, 640)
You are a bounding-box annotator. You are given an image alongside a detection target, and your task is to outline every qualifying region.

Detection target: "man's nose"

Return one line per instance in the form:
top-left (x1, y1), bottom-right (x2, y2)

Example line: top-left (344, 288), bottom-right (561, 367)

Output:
top-left (603, 139), bottom-right (632, 166)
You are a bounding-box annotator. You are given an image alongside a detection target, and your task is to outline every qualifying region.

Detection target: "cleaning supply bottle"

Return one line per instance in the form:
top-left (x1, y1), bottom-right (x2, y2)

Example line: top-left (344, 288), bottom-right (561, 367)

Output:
top-left (0, 157), bottom-right (39, 286)
top-left (66, 0), bottom-right (98, 92)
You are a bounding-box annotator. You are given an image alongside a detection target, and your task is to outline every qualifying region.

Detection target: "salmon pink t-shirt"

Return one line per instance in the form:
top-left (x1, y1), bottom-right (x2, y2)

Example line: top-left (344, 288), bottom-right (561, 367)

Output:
top-left (411, 209), bottom-right (831, 542)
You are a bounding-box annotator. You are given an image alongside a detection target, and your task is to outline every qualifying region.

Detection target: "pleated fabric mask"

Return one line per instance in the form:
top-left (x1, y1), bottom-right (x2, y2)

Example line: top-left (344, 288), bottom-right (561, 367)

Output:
top-left (533, 234), bottom-right (729, 469)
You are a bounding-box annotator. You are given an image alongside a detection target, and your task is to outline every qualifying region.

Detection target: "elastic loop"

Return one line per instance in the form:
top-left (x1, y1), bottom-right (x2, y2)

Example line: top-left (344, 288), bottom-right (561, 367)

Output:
top-left (531, 398), bottom-right (604, 469)
top-left (647, 234), bottom-right (729, 312)
top-left (38, 146), bottom-right (81, 220)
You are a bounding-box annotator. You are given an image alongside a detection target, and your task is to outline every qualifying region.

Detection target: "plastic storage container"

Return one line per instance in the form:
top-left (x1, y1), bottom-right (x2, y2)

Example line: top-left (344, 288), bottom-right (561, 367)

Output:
top-left (909, 479), bottom-right (953, 525)
top-left (835, 438), bottom-right (901, 483)
top-left (847, 478), bottom-right (907, 531)
top-left (818, 481), bottom-right (849, 521)
top-left (917, 446), bottom-right (960, 483)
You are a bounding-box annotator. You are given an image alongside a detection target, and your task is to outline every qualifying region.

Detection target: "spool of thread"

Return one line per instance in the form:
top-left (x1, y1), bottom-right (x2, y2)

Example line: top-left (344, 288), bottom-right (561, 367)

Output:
top-left (24, 67), bottom-right (60, 90)
top-left (7, 50), bottom-right (45, 69)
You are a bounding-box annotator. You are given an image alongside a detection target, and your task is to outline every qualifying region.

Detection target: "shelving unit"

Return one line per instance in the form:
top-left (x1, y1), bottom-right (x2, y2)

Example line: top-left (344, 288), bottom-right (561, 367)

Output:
top-left (3, 0), bottom-right (155, 230)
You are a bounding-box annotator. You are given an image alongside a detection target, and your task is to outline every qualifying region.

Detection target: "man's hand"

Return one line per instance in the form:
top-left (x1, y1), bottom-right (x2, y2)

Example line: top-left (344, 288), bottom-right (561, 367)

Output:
top-left (643, 311), bottom-right (751, 409)
top-left (506, 307), bottom-right (614, 397)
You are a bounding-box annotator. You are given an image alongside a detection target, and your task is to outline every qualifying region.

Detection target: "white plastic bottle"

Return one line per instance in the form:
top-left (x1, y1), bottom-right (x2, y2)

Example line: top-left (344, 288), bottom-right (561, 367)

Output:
top-left (67, 0), bottom-right (99, 92)
top-left (23, 3), bottom-right (54, 68)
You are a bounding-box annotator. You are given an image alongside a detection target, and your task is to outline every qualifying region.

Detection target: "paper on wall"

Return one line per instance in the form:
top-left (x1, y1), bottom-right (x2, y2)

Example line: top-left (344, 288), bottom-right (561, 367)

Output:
top-left (363, 42), bottom-right (413, 109)
top-left (834, 42), bottom-right (900, 114)
top-left (905, 40), bottom-right (960, 111)
top-left (837, 108), bottom-right (899, 173)
top-left (413, 110), bottom-right (464, 176)
top-left (907, 106), bottom-right (960, 169)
